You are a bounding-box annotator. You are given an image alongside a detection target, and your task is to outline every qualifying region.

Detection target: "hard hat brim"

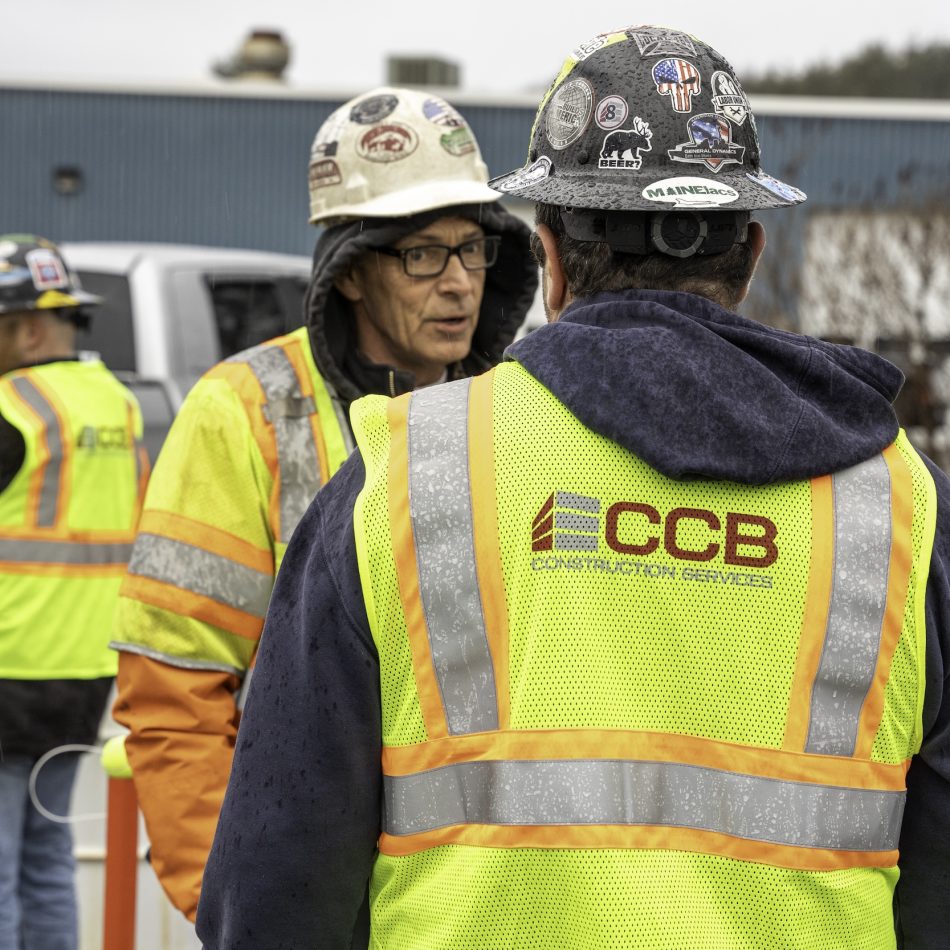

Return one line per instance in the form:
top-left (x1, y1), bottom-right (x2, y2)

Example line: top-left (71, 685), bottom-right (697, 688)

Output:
top-left (489, 163), bottom-right (806, 212)
top-left (310, 178), bottom-right (500, 225)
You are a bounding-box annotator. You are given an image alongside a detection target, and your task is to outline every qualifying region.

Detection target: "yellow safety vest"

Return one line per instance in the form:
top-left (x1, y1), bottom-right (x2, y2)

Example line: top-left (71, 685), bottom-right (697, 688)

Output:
top-left (113, 327), bottom-right (352, 675)
top-left (0, 360), bottom-right (146, 678)
top-left (351, 360), bottom-right (937, 950)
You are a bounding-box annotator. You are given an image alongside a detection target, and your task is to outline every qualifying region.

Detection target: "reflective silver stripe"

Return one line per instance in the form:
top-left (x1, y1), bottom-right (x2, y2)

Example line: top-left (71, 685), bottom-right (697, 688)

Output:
top-left (384, 759), bottom-right (905, 853)
top-left (109, 641), bottom-right (246, 678)
top-left (556, 491), bottom-right (601, 513)
top-left (806, 455), bottom-right (892, 756)
top-left (554, 534), bottom-right (599, 551)
top-left (230, 344), bottom-right (321, 542)
top-left (12, 377), bottom-right (63, 527)
top-left (127, 533), bottom-right (273, 617)
top-left (408, 380), bottom-right (498, 734)
top-left (0, 538), bottom-right (132, 564)
top-left (554, 512), bottom-right (598, 532)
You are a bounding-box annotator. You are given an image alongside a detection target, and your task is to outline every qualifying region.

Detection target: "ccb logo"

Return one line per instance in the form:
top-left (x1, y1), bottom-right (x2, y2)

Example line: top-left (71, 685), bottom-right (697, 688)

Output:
top-left (532, 491), bottom-right (777, 568)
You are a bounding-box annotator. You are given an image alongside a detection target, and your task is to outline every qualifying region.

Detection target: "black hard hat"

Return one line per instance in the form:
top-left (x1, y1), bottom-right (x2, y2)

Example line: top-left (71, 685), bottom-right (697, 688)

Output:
top-left (0, 235), bottom-right (101, 316)
top-left (490, 26), bottom-right (806, 212)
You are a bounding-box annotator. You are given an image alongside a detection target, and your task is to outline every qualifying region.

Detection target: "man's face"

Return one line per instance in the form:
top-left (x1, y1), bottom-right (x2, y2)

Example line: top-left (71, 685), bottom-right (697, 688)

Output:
top-left (0, 313), bottom-right (29, 377)
top-left (342, 216), bottom-right (488, 386)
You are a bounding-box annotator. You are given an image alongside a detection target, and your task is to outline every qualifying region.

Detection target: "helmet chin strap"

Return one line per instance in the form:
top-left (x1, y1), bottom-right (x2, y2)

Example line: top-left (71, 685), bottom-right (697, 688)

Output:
top-left (558, 207), bottom-right (749, 259)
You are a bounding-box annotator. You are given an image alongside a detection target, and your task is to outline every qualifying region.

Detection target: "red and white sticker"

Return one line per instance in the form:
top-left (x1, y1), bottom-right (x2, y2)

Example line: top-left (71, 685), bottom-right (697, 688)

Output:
top-left (356, 123), bottom-right (419, 163)
top-left (26, 248), bottom-right (68, 290)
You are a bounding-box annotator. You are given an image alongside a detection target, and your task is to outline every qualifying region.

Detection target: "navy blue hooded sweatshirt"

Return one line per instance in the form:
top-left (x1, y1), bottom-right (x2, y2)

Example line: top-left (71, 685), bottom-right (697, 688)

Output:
top-left (196, 290), bottom-right (950, 949)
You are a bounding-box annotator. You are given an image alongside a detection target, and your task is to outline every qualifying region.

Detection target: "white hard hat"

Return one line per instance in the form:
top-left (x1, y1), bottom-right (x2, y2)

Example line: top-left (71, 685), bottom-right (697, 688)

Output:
top-left (308, 87), bottom-right (501, 224)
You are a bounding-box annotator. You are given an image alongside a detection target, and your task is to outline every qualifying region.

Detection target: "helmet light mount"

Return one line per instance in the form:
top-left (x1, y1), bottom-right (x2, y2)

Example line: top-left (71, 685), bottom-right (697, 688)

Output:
top-left (558, 207), bottom-right (749, 258)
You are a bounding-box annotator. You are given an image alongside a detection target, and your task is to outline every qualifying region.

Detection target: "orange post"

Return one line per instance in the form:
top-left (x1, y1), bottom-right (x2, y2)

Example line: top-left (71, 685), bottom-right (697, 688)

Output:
top-left (101, 738), bottom-right (138, 950)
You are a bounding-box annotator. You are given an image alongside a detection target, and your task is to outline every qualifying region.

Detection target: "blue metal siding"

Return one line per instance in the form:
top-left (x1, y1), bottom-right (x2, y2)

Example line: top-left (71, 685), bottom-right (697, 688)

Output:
top-left (2, 86), bottom-right (950, 261)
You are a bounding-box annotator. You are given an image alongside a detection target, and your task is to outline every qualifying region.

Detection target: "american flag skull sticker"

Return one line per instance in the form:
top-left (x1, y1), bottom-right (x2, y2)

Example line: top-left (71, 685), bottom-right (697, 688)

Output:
top-left (652, 58), bottom-right (701, 113)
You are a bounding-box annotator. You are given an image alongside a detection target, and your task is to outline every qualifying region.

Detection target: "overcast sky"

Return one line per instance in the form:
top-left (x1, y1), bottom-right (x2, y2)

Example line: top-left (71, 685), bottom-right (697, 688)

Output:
top-left (2, 0), bottom-right (947, 95)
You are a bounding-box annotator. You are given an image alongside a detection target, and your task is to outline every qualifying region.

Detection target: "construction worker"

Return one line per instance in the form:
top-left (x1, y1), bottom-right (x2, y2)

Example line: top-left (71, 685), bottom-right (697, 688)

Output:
top-left (110, 86), bottom-right (538, 922)
top-left (196, 28), bottom-right (950, 950)
top-left (0, 235), bottom-right (146, 950)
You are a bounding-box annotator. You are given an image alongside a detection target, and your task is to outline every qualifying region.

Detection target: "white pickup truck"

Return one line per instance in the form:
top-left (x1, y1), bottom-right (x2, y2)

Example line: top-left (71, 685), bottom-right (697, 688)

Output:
top-left (60, 242), bottom-right (312, 462)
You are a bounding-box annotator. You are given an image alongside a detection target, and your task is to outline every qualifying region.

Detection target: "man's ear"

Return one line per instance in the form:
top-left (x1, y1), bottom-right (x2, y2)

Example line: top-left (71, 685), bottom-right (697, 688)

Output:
top-left (536, 224), bottom-right (569, 319)
top-left (334, 266), bottom-right (364, 303)
top-left (735, 221), bottom-right (767, 306)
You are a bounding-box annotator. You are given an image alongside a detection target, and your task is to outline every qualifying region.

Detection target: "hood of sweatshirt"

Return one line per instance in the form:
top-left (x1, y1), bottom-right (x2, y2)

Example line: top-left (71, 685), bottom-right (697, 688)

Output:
top-left (506, 289), bottom-right (903, 485)
top-left (304, 203), bottom-right (538, 408)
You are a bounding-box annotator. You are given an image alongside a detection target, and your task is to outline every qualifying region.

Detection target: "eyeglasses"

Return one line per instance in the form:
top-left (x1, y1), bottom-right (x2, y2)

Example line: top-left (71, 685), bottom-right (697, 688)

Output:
top-left (375, 235), bottom-right (501, 278)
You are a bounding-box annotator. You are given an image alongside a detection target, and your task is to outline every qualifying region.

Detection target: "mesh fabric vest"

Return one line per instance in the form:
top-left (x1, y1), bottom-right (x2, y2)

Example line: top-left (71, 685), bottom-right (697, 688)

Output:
top-left (351, 360), bottom-right (936, 950)
top-left (0, 360), bottom-right (146, 678)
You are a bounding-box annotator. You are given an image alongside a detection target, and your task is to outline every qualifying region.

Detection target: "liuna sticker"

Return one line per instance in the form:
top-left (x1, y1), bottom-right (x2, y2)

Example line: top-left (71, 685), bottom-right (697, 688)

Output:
top-left (350, 94), bottom-right (398, 125)
top-left (711, 70), bottom-right (750, 125)
top-left (652, 59), bottom-right (701, 113)
top-left (642, 176), bottom-right (739, 207)
top-left (492, 156), bottom-right (553, 193)
top-left (598, 117), bottom-right (653, 170)
top-left (668, 115), bottom-right (745, 172)
top-left (747, 172), bottom-right (806, 203)
top-left (309, 160), bottom-right (342, 190)
top-left (356, 123), bottom-right (419, 163)
top-left (629, 27), bottom-right (697, 58)
top-left (545, 78), bottom-right (593, 150)
top-left (595, 95), bottom-right (629, 131)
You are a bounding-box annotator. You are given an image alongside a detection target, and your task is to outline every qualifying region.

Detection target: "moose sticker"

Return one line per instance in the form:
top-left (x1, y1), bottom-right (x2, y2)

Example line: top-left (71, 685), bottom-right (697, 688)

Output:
top-left (598, 117), bottom-right (653, 170)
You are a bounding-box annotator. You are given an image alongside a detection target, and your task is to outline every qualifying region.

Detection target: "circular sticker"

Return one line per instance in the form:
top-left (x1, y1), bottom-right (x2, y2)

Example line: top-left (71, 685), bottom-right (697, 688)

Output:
top-left (641, 176), bottom-right (739, 208)
top-left (350, 94), bottom-right (398, 125)
top-left (545, 78), bottom-right (593, 150)
top-left (356, 123), bottom-right (419, 163)
top-left (595, 96), bottom-right (629, 131)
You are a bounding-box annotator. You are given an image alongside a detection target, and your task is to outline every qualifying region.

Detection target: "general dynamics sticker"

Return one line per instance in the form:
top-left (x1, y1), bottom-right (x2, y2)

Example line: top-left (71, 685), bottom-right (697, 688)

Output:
top-left (642, 176), bottom-right (738, 208)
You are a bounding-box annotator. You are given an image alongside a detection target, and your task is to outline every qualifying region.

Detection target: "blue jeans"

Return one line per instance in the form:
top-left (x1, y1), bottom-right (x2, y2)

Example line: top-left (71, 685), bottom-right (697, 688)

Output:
top-left (0, 752), bottom-right (79, 950)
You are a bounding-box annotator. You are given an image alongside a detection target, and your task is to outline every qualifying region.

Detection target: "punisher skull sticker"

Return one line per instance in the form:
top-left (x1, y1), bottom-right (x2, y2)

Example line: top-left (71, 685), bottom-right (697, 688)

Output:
top-left (350, 94), bottom-right (399, 125)
top-left (598, 117), bottom-right (653, 170)
top-left (545, 78), bottom-right (594, 150)
top-left (710, 70), bottom-right (750, 125)
top-left (652, 59), bottom-right (701, 113)
top-left (595, 96), bottom-right (629, 131)
top-left (668, 114), bottom-right (745, 172)
top-left (356, 123), bottom-right (419, 163)
top-left (628, 27), bottom-right (697, 58)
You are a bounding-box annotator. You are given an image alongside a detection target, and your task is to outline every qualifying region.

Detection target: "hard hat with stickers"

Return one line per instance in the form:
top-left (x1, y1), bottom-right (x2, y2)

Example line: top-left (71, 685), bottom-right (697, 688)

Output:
top-left (489, 26), bottom-right (806, 213)
top-left (0, 235), bottom-right (101, 316)
top-left (308, 87), bottom-right (501, 225)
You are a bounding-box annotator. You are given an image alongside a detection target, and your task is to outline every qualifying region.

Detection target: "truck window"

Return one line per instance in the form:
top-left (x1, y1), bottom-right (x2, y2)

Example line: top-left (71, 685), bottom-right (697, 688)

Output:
top-left (205, 278), bottom-right (306, 358)
top-left (73, 271), bottom-right (136, 372)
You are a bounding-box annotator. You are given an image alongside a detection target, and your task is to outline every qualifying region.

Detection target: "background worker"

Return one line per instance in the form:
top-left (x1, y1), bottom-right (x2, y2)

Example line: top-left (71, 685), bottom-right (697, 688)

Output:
top-left (110, 86), bottom-right (537, 922)
top-left (196, 28), bottom-right (950, 950)
top-left (0, 235), bottom-right (146, 950)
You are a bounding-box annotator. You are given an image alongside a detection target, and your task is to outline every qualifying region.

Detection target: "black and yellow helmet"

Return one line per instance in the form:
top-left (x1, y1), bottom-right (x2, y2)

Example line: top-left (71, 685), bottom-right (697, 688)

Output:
top-left (490, 26), bottom-right (806, 212)
top-left (0, 235), bottom-right (101, 315)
